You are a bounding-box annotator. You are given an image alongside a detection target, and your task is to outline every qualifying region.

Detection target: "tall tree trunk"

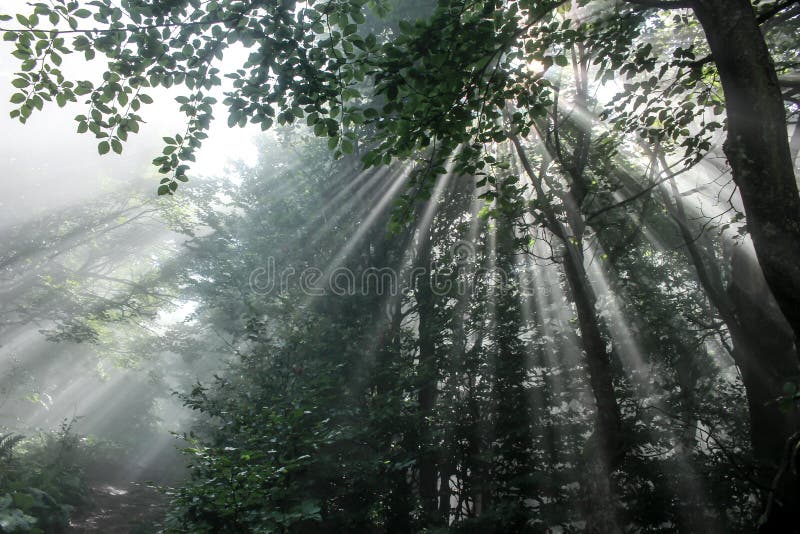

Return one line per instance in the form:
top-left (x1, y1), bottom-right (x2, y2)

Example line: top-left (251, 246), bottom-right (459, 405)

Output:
top-left (509, 133), bottom-right (624, 533)
top-left (690, 0), bottom-right (800, 345)
top-left (414, 227), bottom-right (441, 526)
top-left (526, 43), bottom-right (626, 471)
top-left (560, 244), bottom-right (624, 470)
top-left (727, 246), bottom-right (800, 533)
top-left (489, 189), bottom-right (537, 529)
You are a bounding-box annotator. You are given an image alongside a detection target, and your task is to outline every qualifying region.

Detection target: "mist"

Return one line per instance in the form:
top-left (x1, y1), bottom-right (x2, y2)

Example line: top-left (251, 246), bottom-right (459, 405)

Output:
top-left (0, 0), bottom-right (799, 532)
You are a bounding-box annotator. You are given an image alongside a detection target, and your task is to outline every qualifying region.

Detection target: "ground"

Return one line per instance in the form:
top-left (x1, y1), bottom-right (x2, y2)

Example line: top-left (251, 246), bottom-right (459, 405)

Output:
top-left (69, 480), bottom-right (168, 533)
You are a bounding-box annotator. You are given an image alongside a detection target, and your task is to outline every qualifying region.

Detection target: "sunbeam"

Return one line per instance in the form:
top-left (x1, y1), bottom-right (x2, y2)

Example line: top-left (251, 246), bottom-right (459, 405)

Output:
top-left (1, 0), bottom-right (798, 530)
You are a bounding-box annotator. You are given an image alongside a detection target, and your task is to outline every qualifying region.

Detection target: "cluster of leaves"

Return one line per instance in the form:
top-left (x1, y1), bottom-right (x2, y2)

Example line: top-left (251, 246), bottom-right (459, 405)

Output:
top-left (155, 135), bottom-right (421, 531)
top-left (597, 10), bottom-right (726, 165)
top-left (0, 420), bottom-right (95, 533)
top-left (0, 0), bottom-right (706, 197)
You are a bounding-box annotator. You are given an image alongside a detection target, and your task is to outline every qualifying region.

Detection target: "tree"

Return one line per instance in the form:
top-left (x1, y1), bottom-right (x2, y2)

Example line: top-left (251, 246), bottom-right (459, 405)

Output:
top-left (622, 0), bottom-right (800, 348)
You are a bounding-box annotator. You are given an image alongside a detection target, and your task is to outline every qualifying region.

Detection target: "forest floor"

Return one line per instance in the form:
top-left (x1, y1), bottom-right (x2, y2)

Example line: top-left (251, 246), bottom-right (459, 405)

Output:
top-left (69, 479), bottom-right (169, 533)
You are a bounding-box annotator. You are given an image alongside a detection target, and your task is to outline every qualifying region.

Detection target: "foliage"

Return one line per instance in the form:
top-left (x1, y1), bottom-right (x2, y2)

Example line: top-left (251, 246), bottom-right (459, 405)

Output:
top-left (145, 129), bottom-right (760, 531)
top-left (1, 0), bottom-right (798, 531)
top-left (0, 0), bottom-right (740, 195)
top-left (0, 420), bottom-right (92, 533)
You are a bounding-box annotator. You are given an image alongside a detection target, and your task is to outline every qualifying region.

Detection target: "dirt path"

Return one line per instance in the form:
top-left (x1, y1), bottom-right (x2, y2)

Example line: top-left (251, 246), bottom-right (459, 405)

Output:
top-left (69, 481), bottom-right (168, 533)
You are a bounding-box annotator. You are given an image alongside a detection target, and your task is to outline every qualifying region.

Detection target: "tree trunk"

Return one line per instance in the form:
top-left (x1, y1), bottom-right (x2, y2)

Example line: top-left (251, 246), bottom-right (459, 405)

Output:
top-left (727, 245), bottom-right (800, 533)
top-left (414, 228), bottom-right (441, 526)
top-left (691, 0), bottom-right (800, 346)
top-left (509, 133), bottom-right (624, 533)
top-left (561, 244), bottom-right (624, 471)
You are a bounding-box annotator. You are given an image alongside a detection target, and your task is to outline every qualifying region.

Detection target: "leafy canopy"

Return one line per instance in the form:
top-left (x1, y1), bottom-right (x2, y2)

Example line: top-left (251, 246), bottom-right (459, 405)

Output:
top-left (1, 0), bottom-right (699, 197)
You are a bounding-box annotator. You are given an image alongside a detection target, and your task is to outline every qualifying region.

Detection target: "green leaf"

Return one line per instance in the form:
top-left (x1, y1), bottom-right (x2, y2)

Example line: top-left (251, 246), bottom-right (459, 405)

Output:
top-left (341, 138), bottom-right (354, 154)
top-left (12, 492), bottom-right (34, 512)
top-left (98, 141), bottom-right (110, 155)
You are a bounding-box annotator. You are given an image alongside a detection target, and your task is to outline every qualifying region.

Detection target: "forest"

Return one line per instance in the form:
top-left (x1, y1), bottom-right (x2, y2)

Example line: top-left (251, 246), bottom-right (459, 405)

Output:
top-left (0, 0), bottom-right (799, 532)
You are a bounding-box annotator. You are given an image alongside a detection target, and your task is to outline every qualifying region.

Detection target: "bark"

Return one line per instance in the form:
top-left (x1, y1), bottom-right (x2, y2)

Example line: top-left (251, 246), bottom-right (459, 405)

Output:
top-left (690, 0), bottom-right (800, 346)
top-left (727, 245), bottom-right (800, 533)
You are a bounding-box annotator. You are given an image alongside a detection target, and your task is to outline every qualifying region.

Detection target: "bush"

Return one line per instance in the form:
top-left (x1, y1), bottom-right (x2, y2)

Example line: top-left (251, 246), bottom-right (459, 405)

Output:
top-left (0, 419), bottom-right (97, 533)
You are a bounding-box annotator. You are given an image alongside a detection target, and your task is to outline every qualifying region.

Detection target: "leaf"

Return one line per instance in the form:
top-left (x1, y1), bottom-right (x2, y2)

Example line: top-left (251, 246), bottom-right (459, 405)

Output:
top-left (12, 493), bottom-right (34, 512)
top-left (341, 138), bottom-right (354, 154)
top-left (98, 141), bottom-right (110, 155)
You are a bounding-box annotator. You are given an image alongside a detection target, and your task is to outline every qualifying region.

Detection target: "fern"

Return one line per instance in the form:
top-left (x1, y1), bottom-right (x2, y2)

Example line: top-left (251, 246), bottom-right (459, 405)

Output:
top-left (0, 433), bottom-right (24, 461)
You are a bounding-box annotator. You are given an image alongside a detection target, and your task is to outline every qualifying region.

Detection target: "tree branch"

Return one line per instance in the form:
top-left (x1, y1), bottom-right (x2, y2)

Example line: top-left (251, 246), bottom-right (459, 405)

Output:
top-left (757, 0), bottom-right (800, 24)
top-left (624, 0), bottom-right (691, 9)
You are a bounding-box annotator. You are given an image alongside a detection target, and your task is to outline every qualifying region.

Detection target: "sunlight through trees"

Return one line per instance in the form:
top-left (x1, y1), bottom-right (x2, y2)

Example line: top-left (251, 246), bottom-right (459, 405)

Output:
top-left (0, 0), bottom-right (799, 531)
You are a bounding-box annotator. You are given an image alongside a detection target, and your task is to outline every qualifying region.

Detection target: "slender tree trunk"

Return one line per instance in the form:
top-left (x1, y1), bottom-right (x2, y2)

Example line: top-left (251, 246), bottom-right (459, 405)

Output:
top-left (560, 244), bottom-right (624, 470)
top-left (509, 133), bottom-right (624, 533)
top-left (370, 224), bottom-right (417, 533)
top-left (414, 228), bottom-right (441, 526)
top-left (690, 0), bottom-right (800, 345)
top-left (522, 44), bottom-right (626, 470)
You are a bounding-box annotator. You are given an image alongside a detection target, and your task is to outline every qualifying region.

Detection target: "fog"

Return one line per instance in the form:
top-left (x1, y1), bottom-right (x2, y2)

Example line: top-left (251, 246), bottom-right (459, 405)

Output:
top-left (0, 0), bottom-right (798, 532)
